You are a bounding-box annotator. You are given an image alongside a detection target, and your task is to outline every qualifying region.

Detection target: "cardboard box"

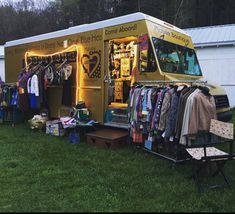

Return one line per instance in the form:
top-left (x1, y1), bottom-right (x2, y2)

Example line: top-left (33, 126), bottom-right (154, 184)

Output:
top-left (46, 120), bottom-right (65, 136)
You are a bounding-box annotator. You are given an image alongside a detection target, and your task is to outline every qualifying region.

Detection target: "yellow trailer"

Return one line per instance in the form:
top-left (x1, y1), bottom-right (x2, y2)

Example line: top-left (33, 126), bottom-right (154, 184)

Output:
top-left (4, 12), bottom-right (232, 127)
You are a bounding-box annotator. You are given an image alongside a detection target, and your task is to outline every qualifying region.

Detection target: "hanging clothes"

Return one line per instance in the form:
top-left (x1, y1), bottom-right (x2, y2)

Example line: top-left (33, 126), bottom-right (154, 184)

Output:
top-left (188, 91), bottom-right (217, 137)
top-left (175, 87), bottom-right (196, 140)
top-left (158, 87), bottom-right (175, 132)
top-left (151, 88), bottom-right (164, 131)
top-left (17, 70), bottom-right (31, 113)
top-left (129, 87), bottom-right (143, 143)
top-left (27, 73), bottom-right (40, 109)
top-left (164, 89), bottom-right (181, 141)
top-left (62, 64), bottom-right (73, 106)
top-left (179, 88), bottom-right (200, 145)
top-left (62, 76), bottom-right (72, 106)
top-left (127, 82), bottom-right (216, 148)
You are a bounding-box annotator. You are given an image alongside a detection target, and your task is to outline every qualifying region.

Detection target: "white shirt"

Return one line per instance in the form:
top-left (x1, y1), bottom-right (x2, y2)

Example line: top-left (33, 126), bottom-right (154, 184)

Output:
top-left (27, 74), bottom-right (39, 96)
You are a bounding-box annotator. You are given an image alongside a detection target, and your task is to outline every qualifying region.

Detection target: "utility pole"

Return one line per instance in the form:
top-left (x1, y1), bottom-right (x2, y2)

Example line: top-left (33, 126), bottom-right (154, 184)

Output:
top-left (138, 0), bottom-right (141, 12)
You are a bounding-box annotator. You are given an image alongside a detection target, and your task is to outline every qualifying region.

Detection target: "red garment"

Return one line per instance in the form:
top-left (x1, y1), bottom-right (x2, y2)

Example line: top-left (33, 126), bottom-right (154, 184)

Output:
top-left (132, 130), bottom-right (143, 144)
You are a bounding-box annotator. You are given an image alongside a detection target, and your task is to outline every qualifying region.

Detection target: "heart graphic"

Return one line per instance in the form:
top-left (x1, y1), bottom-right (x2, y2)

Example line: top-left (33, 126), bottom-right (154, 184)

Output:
top-left (81, 54), bottom-right (90, 74)
top-left (81, 51), bottom-right (101, 78)
top-left (88, 52), bottom-right (100, 77)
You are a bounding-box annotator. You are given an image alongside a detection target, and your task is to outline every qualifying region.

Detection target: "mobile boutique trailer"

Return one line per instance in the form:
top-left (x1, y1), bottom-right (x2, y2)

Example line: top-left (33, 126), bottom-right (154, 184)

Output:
top-left (4, 12), bottom-right (232, 128)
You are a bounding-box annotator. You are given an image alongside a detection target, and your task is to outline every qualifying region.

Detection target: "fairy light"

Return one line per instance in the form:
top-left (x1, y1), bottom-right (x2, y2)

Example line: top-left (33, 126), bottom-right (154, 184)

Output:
top-left (24, 44), bottom-right (79, 104)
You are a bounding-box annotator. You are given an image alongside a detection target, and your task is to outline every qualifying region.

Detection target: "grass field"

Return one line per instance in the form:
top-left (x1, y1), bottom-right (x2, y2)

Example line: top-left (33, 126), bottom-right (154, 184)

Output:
top-left (0, 109), bottom-right (234, 212)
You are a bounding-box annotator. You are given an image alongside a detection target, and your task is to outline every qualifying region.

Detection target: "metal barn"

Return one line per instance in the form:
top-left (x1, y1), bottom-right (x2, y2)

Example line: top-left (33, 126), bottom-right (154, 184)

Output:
top-left (185, 24), bottom-right (235, 107)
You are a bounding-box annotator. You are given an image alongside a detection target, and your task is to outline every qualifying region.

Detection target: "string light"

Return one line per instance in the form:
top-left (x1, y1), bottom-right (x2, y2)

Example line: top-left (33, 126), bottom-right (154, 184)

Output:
top-left (24, 44), bottom-right (79, 104)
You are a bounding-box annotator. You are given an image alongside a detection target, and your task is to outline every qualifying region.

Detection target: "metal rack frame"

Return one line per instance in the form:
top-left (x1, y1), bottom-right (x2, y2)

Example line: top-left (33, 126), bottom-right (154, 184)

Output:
top-left (137, 79), bottom-right (208, 86)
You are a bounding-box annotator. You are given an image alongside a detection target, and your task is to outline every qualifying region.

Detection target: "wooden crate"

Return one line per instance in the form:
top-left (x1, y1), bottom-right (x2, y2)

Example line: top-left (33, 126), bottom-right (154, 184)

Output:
top-left (86, 128), bottom-right (128, 149)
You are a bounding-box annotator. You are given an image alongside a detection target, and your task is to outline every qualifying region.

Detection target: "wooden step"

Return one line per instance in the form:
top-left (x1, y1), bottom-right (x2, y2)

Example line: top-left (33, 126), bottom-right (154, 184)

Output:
top-left (86, 128), bottom-right (129, 149)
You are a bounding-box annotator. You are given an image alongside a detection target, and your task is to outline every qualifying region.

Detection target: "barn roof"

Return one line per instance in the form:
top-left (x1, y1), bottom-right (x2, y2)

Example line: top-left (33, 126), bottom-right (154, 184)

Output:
top-left (185, 24), bottom-right (235, 47)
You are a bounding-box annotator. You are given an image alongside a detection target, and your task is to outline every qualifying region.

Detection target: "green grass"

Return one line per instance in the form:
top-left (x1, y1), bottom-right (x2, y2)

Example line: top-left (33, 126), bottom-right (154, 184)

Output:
top-left (0, 109), bottom-right (234, 212)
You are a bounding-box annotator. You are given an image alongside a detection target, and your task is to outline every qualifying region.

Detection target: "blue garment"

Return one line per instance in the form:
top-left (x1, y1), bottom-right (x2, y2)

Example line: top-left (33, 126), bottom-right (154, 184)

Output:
top-left (151, 90), bottom-right (162, 130)
top-left (151, 88), bottom-right (168, 131)
top-left (30, 94), bottom-right (37, 109)
top-left (11, 87), bottom-right (18, 106)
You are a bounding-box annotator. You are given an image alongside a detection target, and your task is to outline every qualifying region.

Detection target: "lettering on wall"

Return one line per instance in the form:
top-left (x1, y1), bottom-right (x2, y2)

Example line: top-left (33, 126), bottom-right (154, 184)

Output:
top-left (78, 34), bottom-right (102, 43)
top-left (11, 33), bottom-right (102, 56)
top-left (153, 24), bottom-right (190, 46)
top-left (81, 50), bottom-right (101, 79)
top-left (171, 32), bottom-right (189, 46)
top-left (105, 24), bottom-right (138, 36)
top-left (153, 25), bottom-right (171, 37)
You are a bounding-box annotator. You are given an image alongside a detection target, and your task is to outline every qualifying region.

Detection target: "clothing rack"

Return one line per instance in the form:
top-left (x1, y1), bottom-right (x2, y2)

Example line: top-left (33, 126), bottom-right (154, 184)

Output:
top-left (137, 80), bottom-right (208, 87)
top-left (0, 82), bottom-right (23, 126)
top-left (142, 147), bottom-right (189, 164)
top-left (1, 82), bottom-right (17, 87)
top-left (140, 143), bottom-right (190, 165)
top-left (131, 80), bottom-right (209, 165)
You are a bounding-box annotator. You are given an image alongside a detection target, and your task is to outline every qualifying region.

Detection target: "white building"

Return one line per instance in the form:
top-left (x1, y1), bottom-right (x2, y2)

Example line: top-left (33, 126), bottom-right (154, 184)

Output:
top-left (185, 24), bottom-right (235, 108)
top-left (0, 46), bottom-right (4, 82)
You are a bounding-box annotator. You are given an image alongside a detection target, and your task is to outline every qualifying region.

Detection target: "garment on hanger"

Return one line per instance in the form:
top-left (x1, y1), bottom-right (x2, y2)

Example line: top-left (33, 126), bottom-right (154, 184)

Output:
top-left (61, 63), bottom-right (73, 106)
top-left (17, 70), bottom-right (31, 113)
top-left (128, 82), bottom-right (214, 146)
top-left (188, 91), bottom-right (217, 138)
top-left (158, 87), bottom-right (175, 131)
top-left (174, 87), bottom-right (196, 140)
top-left (164, 90), bottom-right (180, 141)
top-left (179, 88), bottom-right (200, 145)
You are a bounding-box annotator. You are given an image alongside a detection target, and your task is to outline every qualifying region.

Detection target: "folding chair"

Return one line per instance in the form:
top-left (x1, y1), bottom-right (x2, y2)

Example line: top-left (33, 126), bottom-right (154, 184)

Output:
top-left (186, 119), bottom-right (235, 193)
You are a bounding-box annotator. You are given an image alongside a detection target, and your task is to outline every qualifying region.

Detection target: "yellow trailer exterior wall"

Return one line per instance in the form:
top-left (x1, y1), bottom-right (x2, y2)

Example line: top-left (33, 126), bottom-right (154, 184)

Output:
top-left (5, 29), bottom-right (105, 121)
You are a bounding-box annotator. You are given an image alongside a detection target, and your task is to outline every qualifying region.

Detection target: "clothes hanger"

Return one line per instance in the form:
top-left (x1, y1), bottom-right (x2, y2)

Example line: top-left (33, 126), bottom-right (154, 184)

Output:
top-left (44, 60), bottom-right (54, 70)
top-left (57, 58), bottom-right (68, 70)
top-left (31, 62), bottom-right (43, 73)
top-left (199, 86), bottom-right (211, 96)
